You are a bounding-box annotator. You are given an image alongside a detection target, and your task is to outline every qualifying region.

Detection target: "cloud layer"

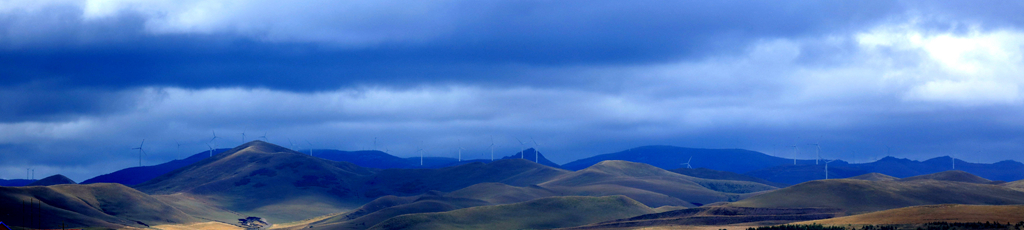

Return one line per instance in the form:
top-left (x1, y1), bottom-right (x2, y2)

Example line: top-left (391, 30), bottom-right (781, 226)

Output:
top-left (2, 1), bottom-right (1024, 181)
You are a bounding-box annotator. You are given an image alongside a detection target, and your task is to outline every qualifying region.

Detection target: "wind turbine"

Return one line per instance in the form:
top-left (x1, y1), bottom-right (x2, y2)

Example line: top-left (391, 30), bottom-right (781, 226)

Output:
top-left (531, 138), bottom-right (541, 163)
top-left (457, 140), bottom-right (464, 162)
top-left (210, 131), bottom-right (218, 152)
top-left (132, 139), bottom-right (146, 166)
top-left (206, 143), bottom-right (214, 157)
top-left (807, 143), bottom-right (821, 165)
top-left (952, 154), bottom-right (956, 170)
top-left (417, 147), bottom-right (424, 166)
top-left (516, 138), bottom-right (526, 159)
top-left (175, 140), bottom-right (182, 160)
top-left (791, 145), bottom-right (798, 165)
top-left (824, 159), bottom-right (835, 179)
top-left (306, 140), bottom-right (314, 156)
top-left (489, 137), bottom-right (495, 162)
top-left (288, 139), bottom-right (296, 150)
top-left (682, 156), bottom-right (693, 169)
top-left (241, 129), bottom-right (246, 144)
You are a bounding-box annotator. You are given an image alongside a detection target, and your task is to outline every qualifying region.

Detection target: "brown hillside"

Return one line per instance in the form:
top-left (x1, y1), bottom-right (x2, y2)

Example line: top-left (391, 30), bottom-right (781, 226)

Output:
top-left (794, 204), bottom-right (1024, 225)
top-left (899, 170), bottom-right (993, 184)
top-left (367, 195), bottom-right (655, 230)
top-left (566, 206), bottom-right (843, 229)
top-left (542, 160), bottom-right (777, 207)
top-left (847, 173), bottom-right (898, 181)
top-left (134, 141), bottom-right (379, 223)
top-left (0, 183), bottom-right (197, 229)
top-left (731, 178), bottom-right (1024, 214)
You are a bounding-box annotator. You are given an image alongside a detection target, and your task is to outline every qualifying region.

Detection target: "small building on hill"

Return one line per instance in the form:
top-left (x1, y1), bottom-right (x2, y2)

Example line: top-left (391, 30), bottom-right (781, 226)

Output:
top-left (239, 216), bottom-right (271, 230)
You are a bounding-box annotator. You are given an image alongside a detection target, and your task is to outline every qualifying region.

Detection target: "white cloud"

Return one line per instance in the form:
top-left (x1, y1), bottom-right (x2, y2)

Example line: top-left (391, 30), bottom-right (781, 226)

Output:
top-left (856, 22), bottom-right (1024, 105)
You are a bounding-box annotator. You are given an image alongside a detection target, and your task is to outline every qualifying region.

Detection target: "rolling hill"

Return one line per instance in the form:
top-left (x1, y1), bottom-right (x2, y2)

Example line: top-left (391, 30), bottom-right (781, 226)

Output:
top-left (794, 204), bottom-right (1024, 225)
top-left (133, 141), bottom-right (572, 223)
top-left (0, 183), bottom-right (197, 229)
top-left (81, 149), bottom-right (223, 185)
top-left (562, 146), bottom-right (797, 173)
top-left (367, 195), bottom-right (655, 230)
top-left (134, 141), bottom-right (379, 223)
top-left (731, 171), bottom-right (1024, 214)
top-left (847, 173), bottom-right (898, 181)
top-left (26, 174), bottom-right (75, 186)
top-left (671, 167), bottom-right (789, 187)
top-left (314, 149), bottom-right (416, 169)
top-left (501, 148), bottom-right (560, 168)
top-left (292, 183), bottom-right (560, 230)
top-left (742, 163), bottom-right (869, 185)
top-left (541, 160), bottom-right (778, 207)
top-left (0, 179), bottom-right (35, 187)
top-left (286, 160), bottom-right (780, 230)
top-left (566, 206), bottom-right (843, 229)
top-left (898, 170), bottom-right (996, 184)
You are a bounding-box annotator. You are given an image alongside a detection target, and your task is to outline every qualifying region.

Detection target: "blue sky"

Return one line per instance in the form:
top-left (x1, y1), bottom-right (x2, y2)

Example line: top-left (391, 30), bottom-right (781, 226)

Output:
top-left (2, 0), bottom-right (1024, 181)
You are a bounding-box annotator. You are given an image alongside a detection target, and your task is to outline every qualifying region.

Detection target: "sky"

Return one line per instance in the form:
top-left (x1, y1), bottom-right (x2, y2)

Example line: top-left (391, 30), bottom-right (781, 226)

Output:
top-left (2, 0), bottom-right (1024, 182)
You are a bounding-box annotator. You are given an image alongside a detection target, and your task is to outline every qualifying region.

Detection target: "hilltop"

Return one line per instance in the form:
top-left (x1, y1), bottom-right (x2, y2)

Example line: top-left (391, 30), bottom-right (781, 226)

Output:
top-left (539, 160), bottom-right (777, 207)
top-left (26, 174), bottom-right (76, 186)
top-left (562, 146), bottom-right (795, 173)
top-left (81, 149), bottom-right (223, 185)
top-left (501, 148), bottom-right (561, 168)
top-left (731, 171), bottom-right (1024, 214)
top-left (847, 173), bottom-right (898, 181)
top-left (134, 141), bottom-right (378, 223)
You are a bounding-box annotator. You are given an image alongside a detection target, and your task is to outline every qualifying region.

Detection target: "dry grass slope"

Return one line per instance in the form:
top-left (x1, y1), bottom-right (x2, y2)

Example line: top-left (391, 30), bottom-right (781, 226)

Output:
top-left (794, 204), bottom-right (1024, 225)
top-left (367, 195), bottom-right (654, 230)
top-left (731, 178), bottom-right (1024, 214)
top-left (0, 183), bottom-right (197, 229)
top-left (847, 173), bottom-right (898, 181)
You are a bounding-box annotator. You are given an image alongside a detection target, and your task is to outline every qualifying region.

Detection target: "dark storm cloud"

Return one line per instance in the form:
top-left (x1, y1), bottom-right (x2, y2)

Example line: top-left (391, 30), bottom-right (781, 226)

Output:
top-left (0, 1), bottom-right (901, 91)
top-left (3, 0), bottom-right (1024, 181)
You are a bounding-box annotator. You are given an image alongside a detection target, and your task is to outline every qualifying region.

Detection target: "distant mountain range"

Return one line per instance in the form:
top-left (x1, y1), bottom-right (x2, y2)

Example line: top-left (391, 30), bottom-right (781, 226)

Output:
top-left (134, 141), bottom-right (777, 224)
top-left (80, 149), bottom-right (226, 185)
top-left (16, 143), bottom-right (1024, 189)
top-left (0, 179), bottom-right (35, 186)
top-left (8, 140), bottom-right (1024, 229)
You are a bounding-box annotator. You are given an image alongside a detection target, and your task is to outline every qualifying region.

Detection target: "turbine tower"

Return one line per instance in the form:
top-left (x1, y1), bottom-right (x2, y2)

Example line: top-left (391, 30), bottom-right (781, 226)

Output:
top-left (952, 154), bottom-right (955, 170)
top-left (175, 140), bottom-right (182, 160)
top-left (131, 139), bottom-right (146, 166)
top-left (457, 139), bottom-right (463, 162)
top-left (206, 143), bottom-right (214, 157)
top-left (306, 140), bottom-right (314, 156)
top-left (489, 137), bottom-right (495, 162)
top-left (516, 138), bottom-right (526, 159)
top-left (790, 145), bottom-right (798, 165)
top-left (807, 143), bottom-right (821, 165)
top-left (531, 138), bottom-right (540, 163)
top-left (824, 159), bottom-right (835, 179)
top-left (210, 131), bottom-right (218, 152)
top-left (682, 156), bottom-right (693, 169)
top-left (417, 147), bottom-right (424, 166)
top-left (260, 132), bottom-right (268, 142)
